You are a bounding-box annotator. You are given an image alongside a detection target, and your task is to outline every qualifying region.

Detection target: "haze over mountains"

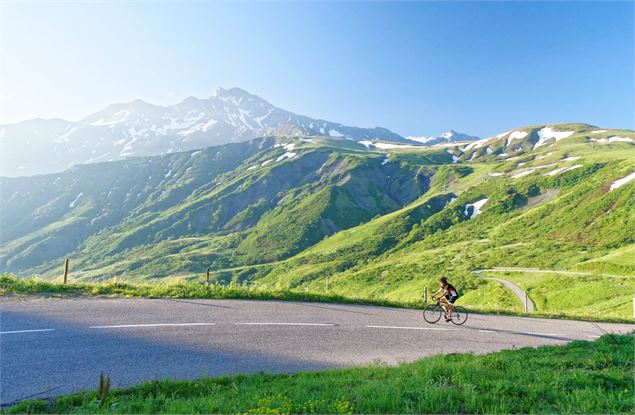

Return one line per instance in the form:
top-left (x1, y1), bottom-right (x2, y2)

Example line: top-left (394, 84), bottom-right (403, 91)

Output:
top-left (1, 87), bottom-right (436, 177)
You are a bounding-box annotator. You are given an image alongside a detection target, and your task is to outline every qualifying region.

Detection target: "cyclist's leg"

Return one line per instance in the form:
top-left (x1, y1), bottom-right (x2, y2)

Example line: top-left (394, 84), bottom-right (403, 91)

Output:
top-left (440, 297), bottom-right (450, 313)
top-left (446, 299), bottom-right (455, 316)
top-left (441, 297), bottom-right (455, 317)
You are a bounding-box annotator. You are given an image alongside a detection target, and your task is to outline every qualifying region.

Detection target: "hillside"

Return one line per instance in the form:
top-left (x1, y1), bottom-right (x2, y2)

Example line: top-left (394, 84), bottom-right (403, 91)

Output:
top-left (0, 136), bottom-right (437, 278)
top-left (0, 87), bottom-right (410, 177)
top-left (1, 123), bottom-right (634, 317)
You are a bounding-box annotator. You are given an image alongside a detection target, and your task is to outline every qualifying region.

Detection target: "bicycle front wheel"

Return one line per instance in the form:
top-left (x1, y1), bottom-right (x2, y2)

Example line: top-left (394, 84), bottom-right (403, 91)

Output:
top-left (450, 306), bottom-right (468, 325)
top-left (423, 304), bottom-right (443, 324)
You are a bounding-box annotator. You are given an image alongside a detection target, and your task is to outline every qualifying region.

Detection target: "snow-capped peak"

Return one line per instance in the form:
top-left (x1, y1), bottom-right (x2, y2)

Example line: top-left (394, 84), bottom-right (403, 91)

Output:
top-left (1, 87), bottom-right (408, 176)
top-left (408, 130), bottom-right (481, 146)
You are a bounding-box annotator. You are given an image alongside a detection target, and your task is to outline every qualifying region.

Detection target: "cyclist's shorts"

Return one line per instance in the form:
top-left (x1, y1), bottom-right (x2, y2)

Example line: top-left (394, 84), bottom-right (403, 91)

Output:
top-left (445, 295), bottom-right (457, 304)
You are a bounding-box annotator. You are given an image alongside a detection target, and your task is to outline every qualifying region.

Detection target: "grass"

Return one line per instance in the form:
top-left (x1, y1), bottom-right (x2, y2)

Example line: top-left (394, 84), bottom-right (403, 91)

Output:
top-left (0, 274), bottom-right (416, 309)
top-left (486, 270), bottom-right (635, 320)
top-left (5, 333), bottom-right (633, 414)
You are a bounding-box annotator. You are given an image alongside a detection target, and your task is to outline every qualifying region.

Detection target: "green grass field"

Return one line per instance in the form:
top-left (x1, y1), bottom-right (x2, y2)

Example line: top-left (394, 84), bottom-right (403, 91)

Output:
top-left (484, 270), bottom-right (635, 320)
top-left (5, 334), bottom-right (633, 414)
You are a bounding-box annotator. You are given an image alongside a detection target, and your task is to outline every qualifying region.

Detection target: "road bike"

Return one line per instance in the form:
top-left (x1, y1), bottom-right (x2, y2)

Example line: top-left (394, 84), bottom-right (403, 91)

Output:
top-left (422, 298), bottom-right (468, 325)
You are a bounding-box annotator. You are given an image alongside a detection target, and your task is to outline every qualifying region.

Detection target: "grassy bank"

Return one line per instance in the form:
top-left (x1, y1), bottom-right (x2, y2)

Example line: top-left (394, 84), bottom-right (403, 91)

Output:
top-left (0, 274), bottom-right (414, 309)
top-left (5, 334), bottom-right (633, 414)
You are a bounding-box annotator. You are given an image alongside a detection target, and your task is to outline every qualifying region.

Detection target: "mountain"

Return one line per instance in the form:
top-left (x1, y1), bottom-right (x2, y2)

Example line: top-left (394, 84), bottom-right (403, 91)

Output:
top-left (1, 123), bottom-right (634, 317)
top-left (0, 87), bottom-right (409, 177)
top-left (408, 130), bottom-right (480, 145)
top-left (0, 136), bottom-right (433, 275)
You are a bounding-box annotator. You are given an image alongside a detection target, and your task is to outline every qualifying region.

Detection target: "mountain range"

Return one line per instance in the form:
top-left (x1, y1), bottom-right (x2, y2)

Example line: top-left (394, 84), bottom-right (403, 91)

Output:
top-left (1, 87), bottom-right (416, 177)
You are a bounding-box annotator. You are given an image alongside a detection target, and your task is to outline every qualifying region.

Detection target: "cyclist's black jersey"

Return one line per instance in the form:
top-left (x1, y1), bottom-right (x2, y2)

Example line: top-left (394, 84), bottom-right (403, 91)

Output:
top-left (444, 284), bottom-right (458, 300)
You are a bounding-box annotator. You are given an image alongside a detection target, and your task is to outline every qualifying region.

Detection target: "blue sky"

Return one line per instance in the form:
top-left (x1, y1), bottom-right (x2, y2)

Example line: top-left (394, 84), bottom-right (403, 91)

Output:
top-left (1, 1), bottom-right (633, 137)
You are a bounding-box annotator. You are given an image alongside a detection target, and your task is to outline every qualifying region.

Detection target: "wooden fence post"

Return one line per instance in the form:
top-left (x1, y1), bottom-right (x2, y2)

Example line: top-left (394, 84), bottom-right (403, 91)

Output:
top-left (63, 258), bottom-right (69, 284)
top-left (524, 292), bottom-right (528, 313)
top-left (206, 268), bottom-right (210, 284)
top-left (424, 287), bottom-right (428, 303)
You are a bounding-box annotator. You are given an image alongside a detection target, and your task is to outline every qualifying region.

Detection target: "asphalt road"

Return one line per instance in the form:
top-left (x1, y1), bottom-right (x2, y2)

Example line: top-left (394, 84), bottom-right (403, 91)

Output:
top-left (1, 298), bottom-right (633, 405)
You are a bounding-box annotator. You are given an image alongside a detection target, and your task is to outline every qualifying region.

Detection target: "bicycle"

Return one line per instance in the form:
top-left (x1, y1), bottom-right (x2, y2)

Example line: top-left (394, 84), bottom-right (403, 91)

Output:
top-left (422, 298), bottom-right (468, 325)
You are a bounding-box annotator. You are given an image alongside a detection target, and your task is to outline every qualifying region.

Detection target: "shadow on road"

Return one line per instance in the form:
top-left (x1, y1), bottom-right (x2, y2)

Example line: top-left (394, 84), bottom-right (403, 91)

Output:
top-left (0, 309), bottom-right (331, 406)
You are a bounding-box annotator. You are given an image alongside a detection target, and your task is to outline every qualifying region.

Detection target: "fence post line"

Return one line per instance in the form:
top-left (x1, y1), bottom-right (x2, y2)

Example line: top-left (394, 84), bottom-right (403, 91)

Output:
top-left (524, 292), bottom-right (528, 313)
top-left (424, 287), bottom-right (428, 304)
top-left (206, 268), bottom-right (210, 284)
top-left (63, 258), bottom-right (69, 284)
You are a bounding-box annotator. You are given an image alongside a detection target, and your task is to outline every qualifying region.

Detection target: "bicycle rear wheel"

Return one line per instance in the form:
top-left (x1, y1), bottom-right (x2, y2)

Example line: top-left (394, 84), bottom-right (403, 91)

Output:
top-left (423, 304), bottom-right (443, 324)
top-left (450, 306), bottom-right (468, 325)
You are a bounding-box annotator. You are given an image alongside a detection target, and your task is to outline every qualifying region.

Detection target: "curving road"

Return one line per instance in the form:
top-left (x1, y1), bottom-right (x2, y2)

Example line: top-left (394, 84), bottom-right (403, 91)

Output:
top-left (473, 270), bottom-right (535, 312)
top-left (1, 298), bottom-right (632, 405)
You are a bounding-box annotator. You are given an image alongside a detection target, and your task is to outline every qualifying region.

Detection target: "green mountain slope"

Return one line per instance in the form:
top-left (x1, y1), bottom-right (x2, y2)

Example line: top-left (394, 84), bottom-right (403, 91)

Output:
top-left (0, 136), bottom-right (438, 279)
top-left (1, 124), bottom-right (634, 318)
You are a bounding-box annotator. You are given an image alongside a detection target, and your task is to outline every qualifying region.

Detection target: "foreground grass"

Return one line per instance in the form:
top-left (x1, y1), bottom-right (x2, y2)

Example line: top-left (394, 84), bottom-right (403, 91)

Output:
top-left (6, 334), bottom-right (633, 414)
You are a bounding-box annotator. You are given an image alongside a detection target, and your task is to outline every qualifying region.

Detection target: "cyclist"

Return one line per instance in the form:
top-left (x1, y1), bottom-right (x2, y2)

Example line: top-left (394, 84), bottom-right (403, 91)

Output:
top-left (432, 276), bottom-right (459, 321)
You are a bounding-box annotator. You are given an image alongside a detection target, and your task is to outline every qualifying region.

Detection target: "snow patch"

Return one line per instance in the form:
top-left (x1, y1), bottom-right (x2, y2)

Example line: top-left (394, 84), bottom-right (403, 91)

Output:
top-left (511, 169), bottom-right (535, 179)
top-left (69, 192), bottom-right (83, 208)
top-left (463, 198), bottom-right (488, 219)
top-left (590, 136), bottom-right (634, 143)
top-left (610, 172), bottom-right (635, 191)
top-left (506, 131), bottom-right (528, 146)
top-left (463, 137), bottom-right (491, 152)
top-left (591, 130), bottom-right (607, 133)
top-left (534, 127), bottom-right (575, 149)
top-left (372, 142), bottom-right (419, 149)
top-left (261, 159), bottom-right (274, 166)
top-left (276, 152), bottom-right (297, 162)
top-left (489, 172), bottom-right (504, 177)
top-left (446, 149), bottom-right (459, 163)
top-left (381, 156), bottom-right (390, 165)
top-left (544, 164), bottom-right (582, 177)
top-left (511, 162), bottom-right (559, 178)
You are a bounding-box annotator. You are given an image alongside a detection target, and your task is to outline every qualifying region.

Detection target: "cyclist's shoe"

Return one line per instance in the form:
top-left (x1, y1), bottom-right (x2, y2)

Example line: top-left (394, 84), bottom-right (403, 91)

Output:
top-left (445, 317), bottom-right (452, 322)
